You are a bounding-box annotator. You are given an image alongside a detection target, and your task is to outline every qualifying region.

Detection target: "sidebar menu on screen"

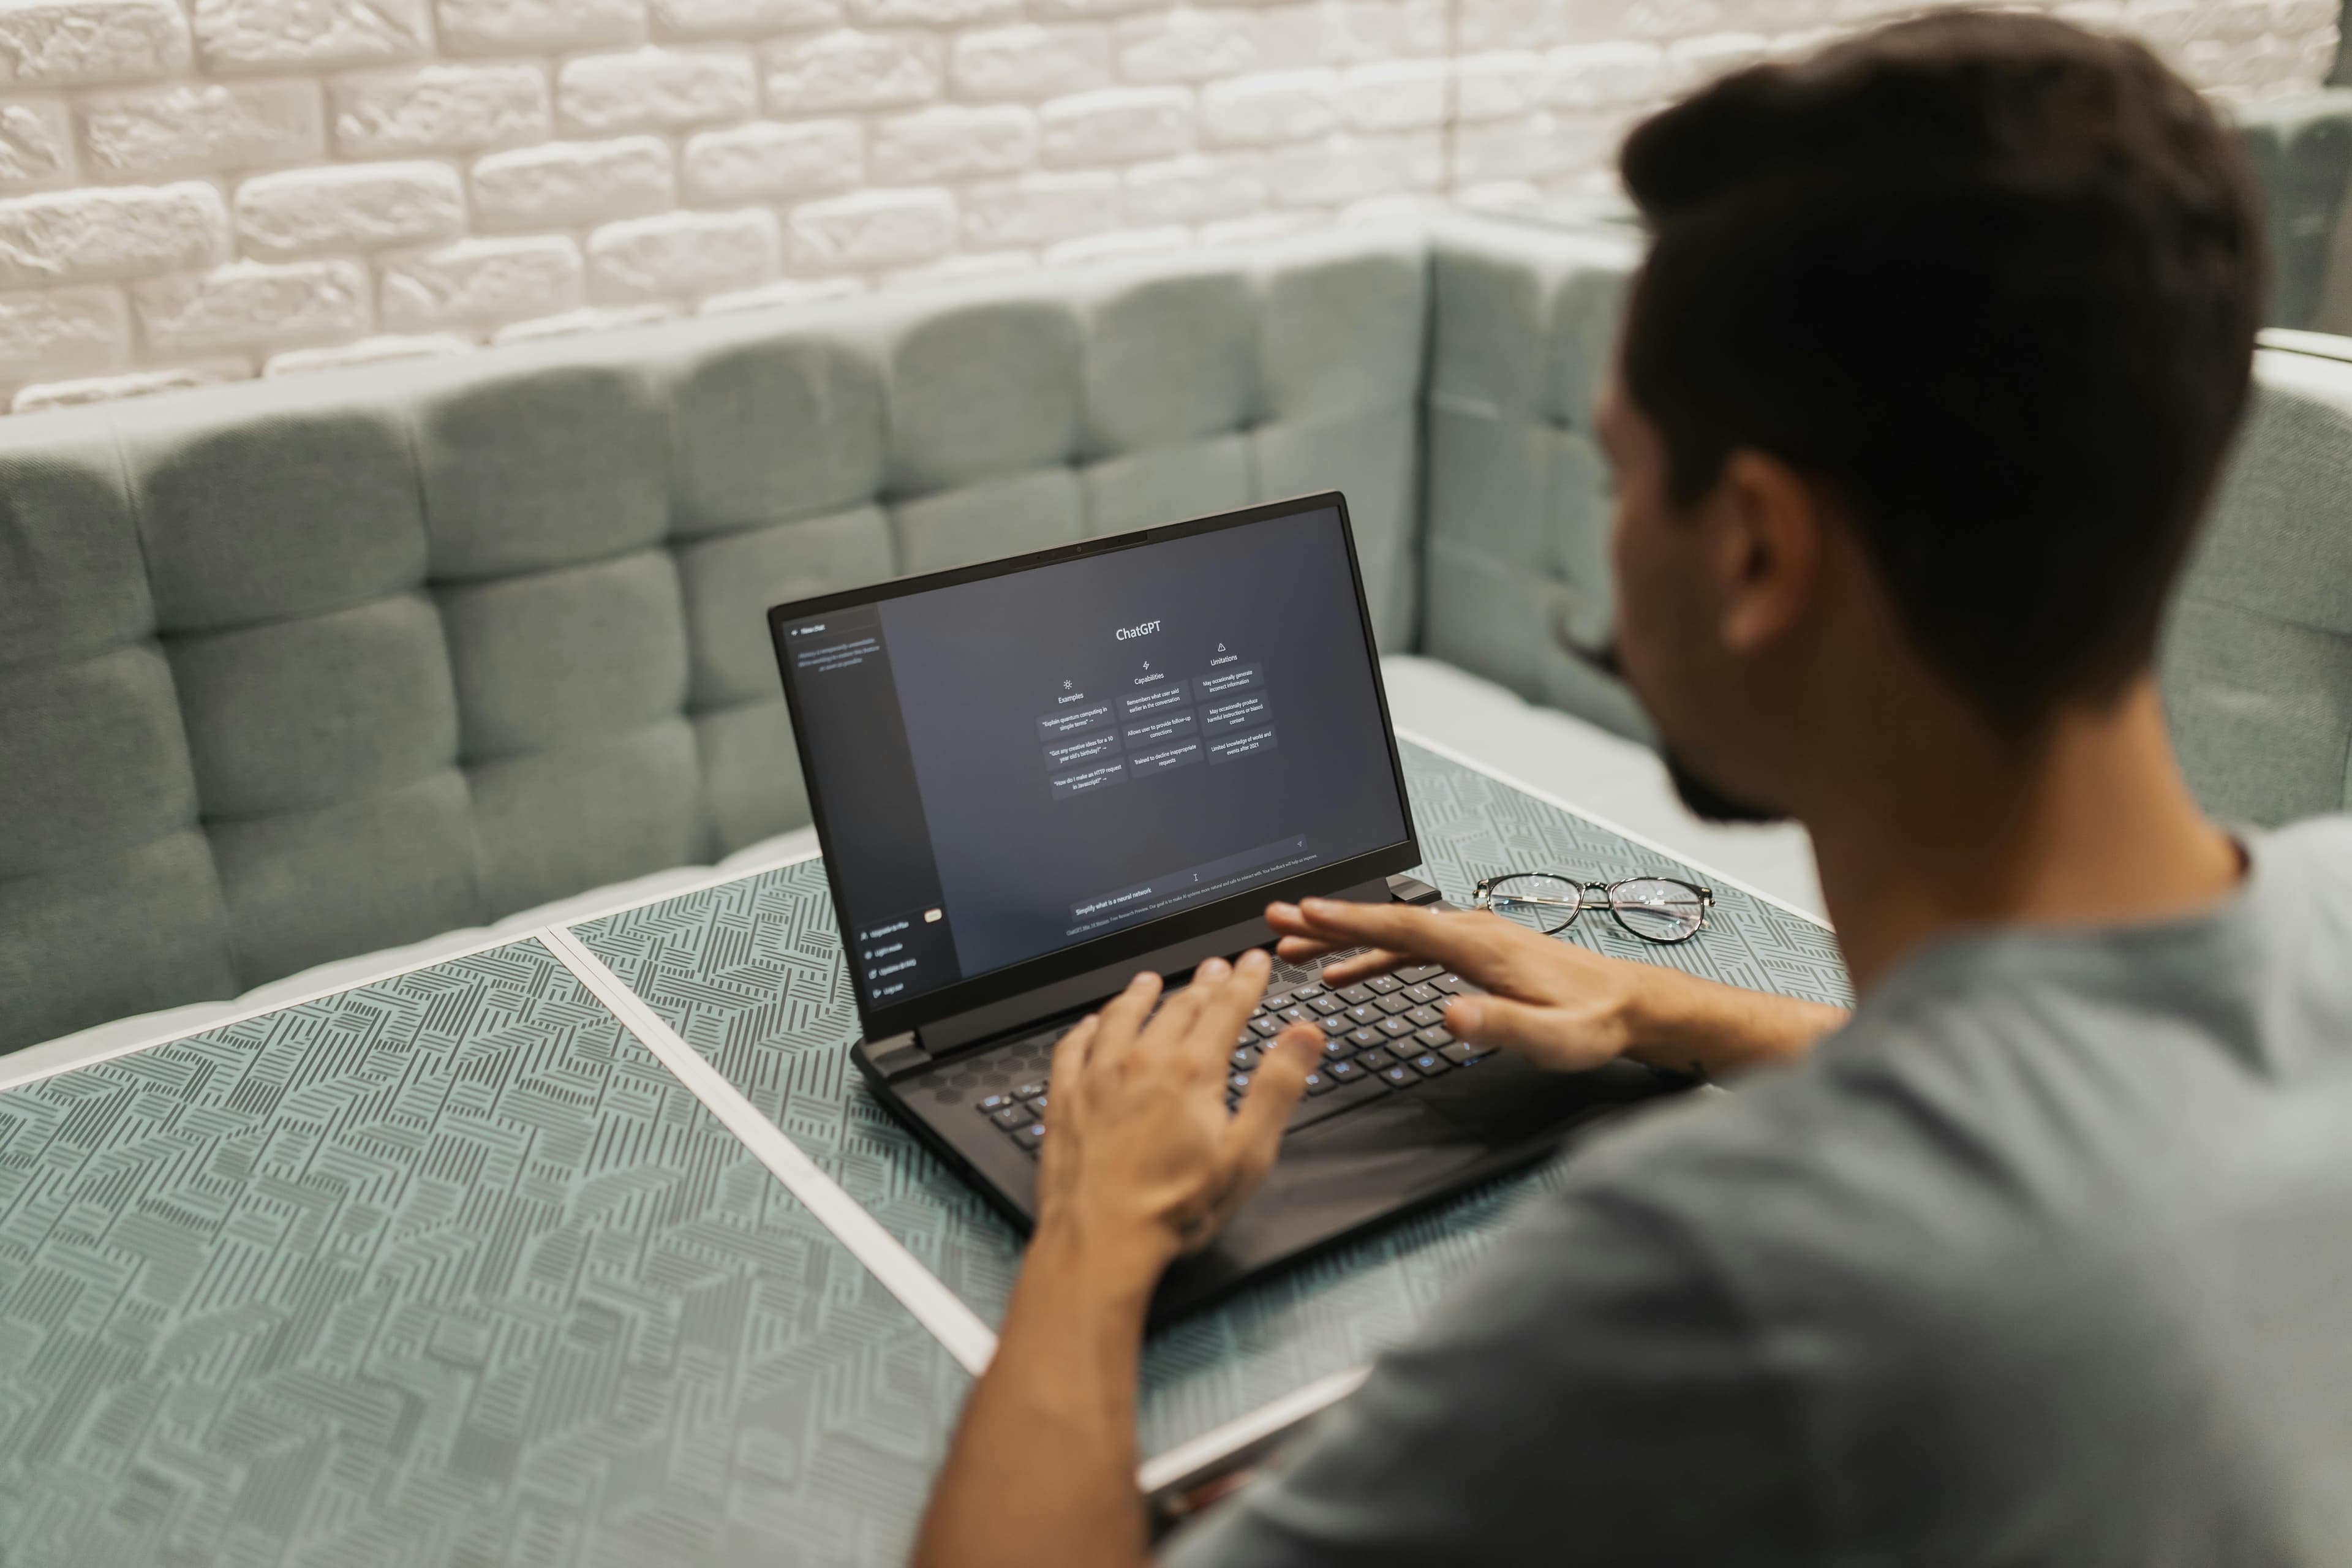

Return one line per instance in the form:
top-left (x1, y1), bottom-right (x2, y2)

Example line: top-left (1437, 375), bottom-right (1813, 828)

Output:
top-left (777, 604), bottom-right (961, 1008)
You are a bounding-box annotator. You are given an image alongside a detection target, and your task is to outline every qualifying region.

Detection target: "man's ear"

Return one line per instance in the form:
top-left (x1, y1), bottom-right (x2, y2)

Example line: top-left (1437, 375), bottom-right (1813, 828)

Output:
top-left (1705, 449), bottom-right (1825, 655)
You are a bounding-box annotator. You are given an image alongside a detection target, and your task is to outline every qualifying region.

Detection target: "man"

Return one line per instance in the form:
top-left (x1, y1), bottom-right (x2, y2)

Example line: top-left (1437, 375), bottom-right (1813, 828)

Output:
top-left (916, 11), bottom-right (2352, 1564)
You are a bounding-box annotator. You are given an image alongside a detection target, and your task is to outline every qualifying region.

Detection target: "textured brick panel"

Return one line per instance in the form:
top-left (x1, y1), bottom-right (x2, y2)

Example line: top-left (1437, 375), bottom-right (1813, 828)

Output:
top-left (0, 0), bottom-right (2312, 400)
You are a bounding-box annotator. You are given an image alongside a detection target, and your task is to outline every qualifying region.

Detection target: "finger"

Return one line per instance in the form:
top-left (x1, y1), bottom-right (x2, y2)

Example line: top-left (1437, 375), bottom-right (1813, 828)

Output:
top-left (1311, 947), bottom-right (1413, 985)
top-left (1263, 901), bottom-right (1346, 950)
top-left (1093, 969), bottom-right (1163, 1062)
top-left (1139, 956), bottom-right (1223, 1054)
top-left (1048, 1013), bottom-right (1099, 1117)
top-left (1286, 898), bottom-right (1488, 963)
top-left (1445, 993), bottom-right (1615, 1069)
top-left (1188, 948), bottom-right (1273, 1065)
top-left (1227, 1022), bottom-right (1317, 1170)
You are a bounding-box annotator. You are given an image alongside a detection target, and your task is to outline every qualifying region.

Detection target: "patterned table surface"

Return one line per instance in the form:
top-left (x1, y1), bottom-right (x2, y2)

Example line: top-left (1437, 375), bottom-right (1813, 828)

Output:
top-left (568, 740), bottom-right (1853, 1460)
top-left (0, 739), bottom-right (1850, 1567)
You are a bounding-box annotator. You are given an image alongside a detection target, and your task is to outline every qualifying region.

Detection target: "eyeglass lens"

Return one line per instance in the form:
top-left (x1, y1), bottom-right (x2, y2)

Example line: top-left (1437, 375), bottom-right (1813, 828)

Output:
top-left (1485, 873), bottom-right (1582, 933)
top-left (1608, 878), bottom-right (1706, 941)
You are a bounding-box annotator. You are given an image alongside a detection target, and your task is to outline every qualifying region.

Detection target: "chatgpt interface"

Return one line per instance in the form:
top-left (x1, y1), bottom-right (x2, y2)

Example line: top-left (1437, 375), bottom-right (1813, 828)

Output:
top-left (780, 505), bottom-right (1409, 1012)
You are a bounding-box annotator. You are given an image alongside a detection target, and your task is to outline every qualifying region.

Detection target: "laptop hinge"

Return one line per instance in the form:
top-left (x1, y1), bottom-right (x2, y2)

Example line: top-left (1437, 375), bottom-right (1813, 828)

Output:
top-left (862, 1031), bottom-right (932, 1079)
top-left (1385, 872), bottom-right (1441, 905)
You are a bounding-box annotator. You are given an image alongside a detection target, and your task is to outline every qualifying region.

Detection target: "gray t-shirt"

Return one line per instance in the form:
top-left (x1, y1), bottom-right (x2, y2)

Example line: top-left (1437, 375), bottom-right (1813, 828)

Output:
top-left (1168, 816), bottom-right (2352, 1567)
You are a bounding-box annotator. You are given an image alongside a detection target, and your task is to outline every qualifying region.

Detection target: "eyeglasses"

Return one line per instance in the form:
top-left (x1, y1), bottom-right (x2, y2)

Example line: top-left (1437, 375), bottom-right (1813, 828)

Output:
top-left (1470, 872), bottom-right (1715, 944)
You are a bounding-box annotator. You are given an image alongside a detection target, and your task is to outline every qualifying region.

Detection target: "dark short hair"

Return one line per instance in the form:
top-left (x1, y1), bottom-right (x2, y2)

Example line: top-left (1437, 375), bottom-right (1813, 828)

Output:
top-left (1617, 10), bottom-right (2263, 729)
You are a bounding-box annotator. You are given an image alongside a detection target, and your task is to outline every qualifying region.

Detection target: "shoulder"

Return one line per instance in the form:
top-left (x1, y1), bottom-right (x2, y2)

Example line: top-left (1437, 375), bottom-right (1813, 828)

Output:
top-left (2256, 812), bottom-right (2352, 919)
top-left (1166, 1129), bottom-right (1824, 1568)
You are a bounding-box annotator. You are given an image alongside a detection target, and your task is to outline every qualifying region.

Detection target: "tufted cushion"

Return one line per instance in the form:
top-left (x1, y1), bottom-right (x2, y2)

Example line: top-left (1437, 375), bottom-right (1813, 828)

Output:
top-left (209, 772), bottom-right (480, 984)
top-left (0, 646), bottom-right (197, 880)
top-left (2233, 91), bottom-right (2352, 334)
top-left (1423, 219), bottom-right (1651, 739)
top-left (2162, 347), bottom-right (2352, 825)
top-left (123, 382), bottom-right (428, 633)
top-left (170, 596), bottom-right (458, 820)
top-left (0, 428), bottom-right (150, 669)
top-left (894, 467), bottom-right (1085, 574)
top-left (417, 360), bottom-right (672, 581)
top-left (440, 552), bottom-right (688, 760)
top-left (0, 225), bottom-right (1441, 1053)
top-left (885, 296), bottom-right (1083, 496)
top-left (1082, 436), bottom-right (1253, 538)
top-left (666, 330), bottom-right (884, 538)
top-left (1082, 268), bottom-right (1256, 453)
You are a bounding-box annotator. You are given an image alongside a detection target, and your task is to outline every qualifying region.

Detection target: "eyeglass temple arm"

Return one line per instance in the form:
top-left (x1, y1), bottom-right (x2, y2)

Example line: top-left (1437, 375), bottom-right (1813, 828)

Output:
top-left (1477, 879), bottom-right (1715, 902)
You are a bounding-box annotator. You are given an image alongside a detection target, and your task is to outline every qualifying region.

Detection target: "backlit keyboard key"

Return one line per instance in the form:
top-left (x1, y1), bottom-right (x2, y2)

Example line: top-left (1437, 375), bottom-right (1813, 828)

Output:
top-left (1366, 975), bottom-right (1403, 994)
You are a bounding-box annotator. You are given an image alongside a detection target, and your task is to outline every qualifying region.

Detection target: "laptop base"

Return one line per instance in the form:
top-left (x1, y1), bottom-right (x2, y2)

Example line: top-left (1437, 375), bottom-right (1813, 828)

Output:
top-left (852, 883), bottom-right (1688, 1324)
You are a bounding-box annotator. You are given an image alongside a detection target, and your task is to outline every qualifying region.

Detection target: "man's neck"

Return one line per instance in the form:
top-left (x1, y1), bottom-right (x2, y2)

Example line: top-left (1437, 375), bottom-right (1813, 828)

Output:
top-left (1803, 679), bottom-right (2244, 997)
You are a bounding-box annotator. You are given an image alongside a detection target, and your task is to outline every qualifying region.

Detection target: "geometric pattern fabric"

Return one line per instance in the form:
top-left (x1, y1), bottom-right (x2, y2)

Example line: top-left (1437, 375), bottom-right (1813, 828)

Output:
top-left (0, 941), bottom-right (965, 1567)
top-left (0, 744), bottom-right (1851, 1563)
top-left (570, 741), bottom-right (1855, 1457)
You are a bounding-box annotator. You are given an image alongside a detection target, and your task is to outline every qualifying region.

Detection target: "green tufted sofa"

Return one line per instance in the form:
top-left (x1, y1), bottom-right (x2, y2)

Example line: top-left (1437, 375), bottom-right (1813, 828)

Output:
top-left (4, 213), bottom-right (2348, 1059)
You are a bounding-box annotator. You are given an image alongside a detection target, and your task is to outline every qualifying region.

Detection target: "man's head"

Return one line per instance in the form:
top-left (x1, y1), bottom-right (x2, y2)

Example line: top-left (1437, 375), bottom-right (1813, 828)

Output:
top-left (1599, 11), bottom-right (2262, 823)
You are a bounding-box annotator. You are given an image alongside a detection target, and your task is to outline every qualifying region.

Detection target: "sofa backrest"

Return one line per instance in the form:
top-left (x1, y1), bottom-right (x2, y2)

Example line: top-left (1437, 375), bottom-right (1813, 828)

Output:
top-left (0, 227), bottom-right (1427, 1054)
top-left (2163, 345), bottom-right (2352, 825)
top-left (2234, 89), bottom-right (2352, 334)
top-left (1422, 217), bottom-right (2352, 831)
top-left (1420, 218), bottom-right (1652, 743)
top-left (10, 209), bottom-right (2349, 1055)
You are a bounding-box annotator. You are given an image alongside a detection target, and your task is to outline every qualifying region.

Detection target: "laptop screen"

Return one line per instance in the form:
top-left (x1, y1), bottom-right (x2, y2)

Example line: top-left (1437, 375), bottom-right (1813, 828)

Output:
top-left (771, 497), bottom-right (1412, 1026)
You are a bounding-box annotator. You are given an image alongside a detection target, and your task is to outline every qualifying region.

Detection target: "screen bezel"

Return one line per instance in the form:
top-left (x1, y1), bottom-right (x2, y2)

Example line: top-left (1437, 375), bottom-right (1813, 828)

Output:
top-left (767, 491), bottom-right (1421, 1042)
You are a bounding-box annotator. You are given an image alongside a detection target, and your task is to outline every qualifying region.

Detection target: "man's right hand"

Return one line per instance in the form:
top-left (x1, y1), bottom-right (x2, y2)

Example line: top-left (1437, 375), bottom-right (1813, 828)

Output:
top-left (1264, 897), bottom-right (1850, 1079)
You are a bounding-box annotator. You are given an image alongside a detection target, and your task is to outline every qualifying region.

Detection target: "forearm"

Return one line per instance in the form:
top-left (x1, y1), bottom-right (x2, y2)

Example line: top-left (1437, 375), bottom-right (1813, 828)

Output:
top-left (913, 1226), bottom-right (1163, 1568)
top-left (1619, 970), bottom-right (1849, 1078)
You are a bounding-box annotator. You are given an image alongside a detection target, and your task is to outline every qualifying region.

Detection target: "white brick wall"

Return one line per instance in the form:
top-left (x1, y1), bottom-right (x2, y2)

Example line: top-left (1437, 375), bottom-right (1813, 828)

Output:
top-left (0, 0), bottom-right (2330, 409)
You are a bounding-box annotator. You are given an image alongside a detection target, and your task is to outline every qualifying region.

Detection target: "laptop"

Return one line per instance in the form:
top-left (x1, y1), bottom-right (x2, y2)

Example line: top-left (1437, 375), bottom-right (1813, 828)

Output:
top-left (767, 492), bottom-right (1678, 1319)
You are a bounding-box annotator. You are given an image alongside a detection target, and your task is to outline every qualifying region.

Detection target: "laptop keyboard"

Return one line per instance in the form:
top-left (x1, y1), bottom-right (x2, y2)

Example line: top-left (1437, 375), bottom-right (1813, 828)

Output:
top-left (975, 960), bottom-right (1496, 1159)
